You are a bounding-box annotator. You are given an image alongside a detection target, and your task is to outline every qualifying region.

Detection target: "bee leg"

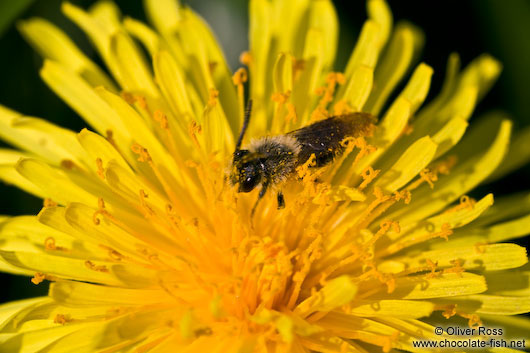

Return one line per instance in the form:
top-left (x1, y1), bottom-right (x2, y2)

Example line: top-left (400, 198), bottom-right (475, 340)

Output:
top-left (277, 191), bottom-right (285, 209)
top-left (251, 182), bottom-right (269, 219)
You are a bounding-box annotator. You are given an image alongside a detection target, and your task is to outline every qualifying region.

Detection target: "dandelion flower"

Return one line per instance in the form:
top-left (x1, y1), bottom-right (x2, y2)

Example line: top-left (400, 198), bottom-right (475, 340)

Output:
top-left (1, 0), bottom-right (530, 352)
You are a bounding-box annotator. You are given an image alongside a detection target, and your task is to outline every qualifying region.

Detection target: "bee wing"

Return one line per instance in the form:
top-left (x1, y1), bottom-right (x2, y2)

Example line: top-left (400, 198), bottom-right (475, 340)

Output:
top-left (288, 112), bottom-right (376, 167)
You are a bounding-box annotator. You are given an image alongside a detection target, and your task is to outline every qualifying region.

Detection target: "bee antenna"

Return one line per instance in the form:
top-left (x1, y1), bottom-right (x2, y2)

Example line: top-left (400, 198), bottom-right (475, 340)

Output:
top-left (235, 99), bottom-right (253, 151)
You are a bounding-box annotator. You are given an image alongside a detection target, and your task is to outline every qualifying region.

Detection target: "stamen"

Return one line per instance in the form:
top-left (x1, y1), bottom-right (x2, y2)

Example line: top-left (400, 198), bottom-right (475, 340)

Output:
top-left (131, 143), bottom-right (152, 162)
top-left (188, 121), bottom-right (203, 150)
top-left (60, 159), bottom-right (76, 169)
top-left (106, 129), bottom-right (117, 148)
top-left (285, 103), bottom-right (297, 124)
top-left (232, 68), bottom-right (248, 125)
top-left (96, 158), bottom-right (105, 179)
top-left (43, 198), bottom-right (58, 208)
top-left (443, 259), bottom-right (465, 277)
top-left (120, 91), bottom-right (135, 104)
top-left (474, 242), bottom-right (487, 254)
top-left (139, 189), bottom-right (155, 218)
top-left (292, 58), bottom-right (305, 81)
top-left (31, 272), bottom-right (46, 285)
top-left (99, 244), bottom-right (123, 261)
top-left (440, 304), bottom-right (458, 319)
top-left (359, 166), bottom-right (380, 190)
top-left (239, 51), bottom-right (252, 67)
top-left (54, 314), bottom-right (73, 325)
top-left (44, 237), bottom-right (67, 251)
top-left (85, 260), bottom-right (109, 273)
top-left (208, 88), bottom-right (219, 107)
top-left (459, 313), bottom-right (482, 329)
top-left (153, 110), bottom-right (169, 129)
top-left (333, 99), bottom-right (353, 115)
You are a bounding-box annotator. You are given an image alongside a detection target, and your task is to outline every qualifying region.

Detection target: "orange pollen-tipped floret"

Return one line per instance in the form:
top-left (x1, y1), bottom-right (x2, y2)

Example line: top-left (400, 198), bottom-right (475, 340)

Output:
top-left (43, 198), bottom-right (58, 208)
top-left (31, 272), bottom-right (46, 285)
top-left (131, 143), bottom-right (153, 162)
top-left (239, 51), bottom-right (252, 66)
top-left (208, 88), bottom-right (219, 107)
top-left (44, 236), bottom-right (67, 252)
top-left (85, 260), bottom-right (109, 273)
top-left (53, 314), bottom-right (73, 325)
top-left (96, 157), bottom-right (105, 179)
top-left (333, 99), bottom-right (353, 115)
top-left (153, 110), bottom-right (169, 129)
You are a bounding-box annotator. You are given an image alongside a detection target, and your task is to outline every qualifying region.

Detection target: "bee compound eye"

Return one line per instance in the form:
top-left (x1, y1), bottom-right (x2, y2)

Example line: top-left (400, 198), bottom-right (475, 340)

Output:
top-left (238, 167), bottom-right (261, 193)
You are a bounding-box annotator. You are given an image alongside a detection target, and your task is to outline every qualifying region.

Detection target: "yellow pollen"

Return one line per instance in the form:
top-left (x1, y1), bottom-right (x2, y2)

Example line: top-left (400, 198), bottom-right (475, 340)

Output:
top-left (44, 236), bottom-right (67, 251)
top-left (359, 166), bottom-right (380, 190)
top-left (444, 259), bottom-right (465, 277)
top-left (292, 58), bottom-right (305, 81)
top-left (99, 245), bottom-right (123, 261)
top-left (333, 99), bottom-right (353, 115)
top-left (139, 189), bottom-right (155, 217)
top-left (208, 88), bottom-right (219, 107)
top-left (441, 304), bottom-right (458, 319)
top-left (393, 190), bottom-right (412, 204)
top-left (382, 331), bottom-right (400, 353)
top-left (60, 159), bottom-right (75, 169)
top-left (401, 123), bottom-right (414, 136)
top-left (271, 91), bottom-right (290, 104)
top-left (85, 260), bottom-right (109, 273)
top-left (239, 51), bottom-right (252, 66)
top-left (187, 121), bottom-right (203, 150)
top-left (208, 61), bottom-right (218, 75)
top-left (31, 272), bottom-right (46, 285)
top-left (96, 158), bottom-right (105, 179)
top-left (105, 129), bottom-right (117, 148)
top-left (153, 110), bottom-right (169, 129)
top-left (43, 198), bottom-right (58, 208)
top-left (314, 72), bottom-right (346, 111)
top-left (460, 313), bottom-right (482, 329)
top-left (426, 259), bottom-right (439, 278)
top-left (445, 195), bottom-right (476, 213)
top-left (131, 143), bottom-right (152, 162)
top-left (120, 91), bottom-right (135, 104)
top-left (53, 314), bottom-right (72, 325)
top-left (285, 103), bottom-right (297, 124)
top-left (232, 67), bottom-right (248, 86)
top-left (233, 68), bottom-right (248, 124)
top-left (134, 94), bottom-right (148, 110)
top-left (310, 106), bottom-right (329, 122)
top-left (474, 242), bottom-right (487, 254)
top-left (438, 223), bottom-right (453, 241)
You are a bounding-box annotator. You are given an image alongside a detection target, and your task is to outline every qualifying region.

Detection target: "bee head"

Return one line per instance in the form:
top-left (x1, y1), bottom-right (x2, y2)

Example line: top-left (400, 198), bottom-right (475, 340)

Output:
top-left (231, 149), bottom-right (262, 193)
top-left (238, 161), bottom-right (262, 193)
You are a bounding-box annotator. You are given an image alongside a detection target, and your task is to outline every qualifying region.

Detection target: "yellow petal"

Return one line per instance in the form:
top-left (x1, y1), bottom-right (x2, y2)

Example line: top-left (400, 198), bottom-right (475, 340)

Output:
top-left (364, 22), bottom-right (423, 115)
top-left (0, 149), bottom-right (45, 198)
top-left (346, 299), bottom-right (434, 319)
top-left (17, 18), bottom-right (116, 90)
top-left (295, 276), bottom-right (358, 317)
top-left (370, 273), bottom-right (487, 299)
top-left (123, 17), bottom-right (161, 56)
top-left (390, 119), bottom-right (511, 226)
top-left (431, 117), bottom-right (468, 159)
top-left (389, 243), bottom-right (527, 273)
top-left (436, 294), bottom-right (530, 315)
top-left (0, 106), bottom-right (85, 166)
top-left (50, 280), bottom-right (172, 306)
top-left (488, 124), bottom-right (530, 182)
top-left (16, 158), bottom-right (97, 206)
top-left (375, 136), bottom-right (437, 192)
top-left (39, 60), bottom-right (130, 141)
top-left (485, 271), bottom-right (530, 296)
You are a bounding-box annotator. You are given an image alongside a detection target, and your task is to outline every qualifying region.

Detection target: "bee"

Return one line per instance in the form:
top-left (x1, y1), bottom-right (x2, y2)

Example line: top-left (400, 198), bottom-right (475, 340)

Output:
top-left (230, 100), bottom-right (376, 216)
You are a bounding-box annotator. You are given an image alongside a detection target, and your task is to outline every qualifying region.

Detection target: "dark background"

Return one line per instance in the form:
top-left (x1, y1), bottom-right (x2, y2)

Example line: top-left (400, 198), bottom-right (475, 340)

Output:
top-left (1, 0), bottom-right (529, 303)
